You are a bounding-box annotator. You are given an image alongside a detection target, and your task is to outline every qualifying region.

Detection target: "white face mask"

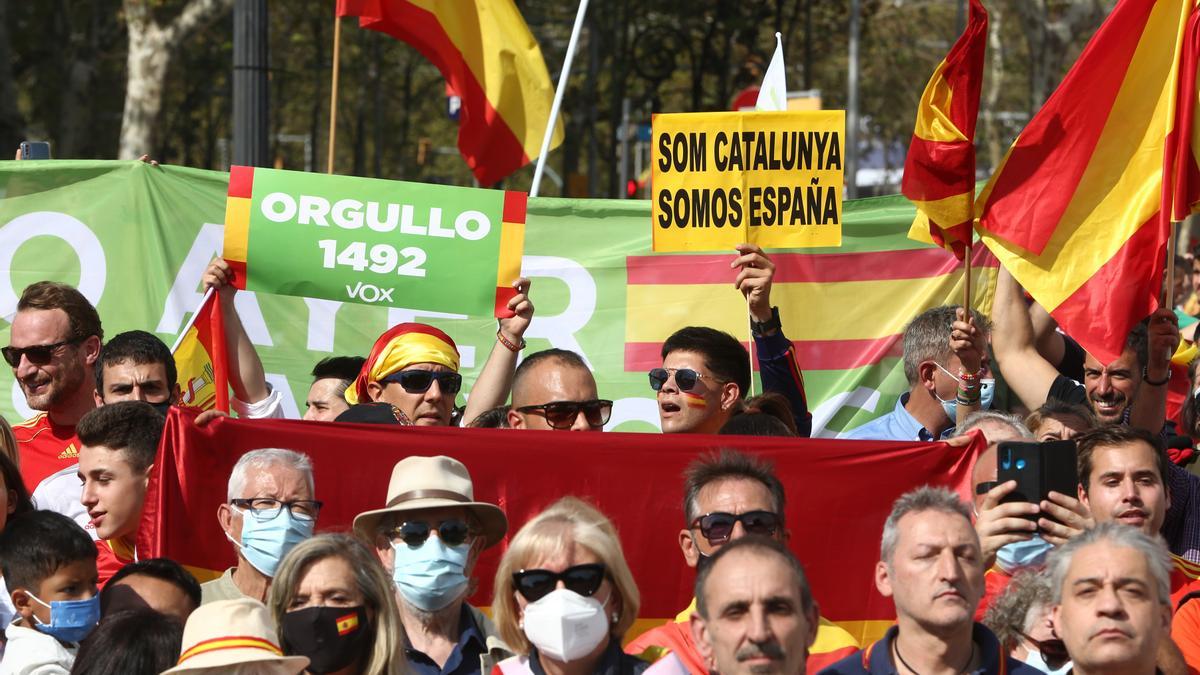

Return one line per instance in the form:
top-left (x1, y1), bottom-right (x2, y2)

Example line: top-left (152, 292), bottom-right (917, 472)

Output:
top-left (521, 588), bottom-right (610, 662)
top-left (1021, 646), bottom-right (1071, 675)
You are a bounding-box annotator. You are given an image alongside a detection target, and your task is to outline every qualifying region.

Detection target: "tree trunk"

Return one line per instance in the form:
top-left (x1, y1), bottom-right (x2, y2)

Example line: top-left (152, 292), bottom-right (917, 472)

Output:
top-left (0, 0), bottom-right (25, 150)
top-left (983, 1), bottom-right (1005, 172)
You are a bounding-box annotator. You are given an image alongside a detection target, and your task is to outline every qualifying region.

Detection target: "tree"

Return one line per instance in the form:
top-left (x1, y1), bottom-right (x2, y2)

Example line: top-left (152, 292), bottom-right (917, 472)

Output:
top-left (119, 0), bottom-right (234, 159)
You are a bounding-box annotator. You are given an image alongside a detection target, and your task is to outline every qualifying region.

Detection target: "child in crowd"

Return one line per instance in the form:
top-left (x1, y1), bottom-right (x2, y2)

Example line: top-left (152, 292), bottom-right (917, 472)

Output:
top-left (0, 510), bottom-right (100, 675)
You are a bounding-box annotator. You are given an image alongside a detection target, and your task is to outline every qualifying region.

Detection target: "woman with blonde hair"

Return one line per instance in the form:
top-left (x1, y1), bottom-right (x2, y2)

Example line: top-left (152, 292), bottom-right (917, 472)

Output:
top-left (269, 533), bottom-right (404, 675)
top-left (492, 496), bottom-right (646, 675)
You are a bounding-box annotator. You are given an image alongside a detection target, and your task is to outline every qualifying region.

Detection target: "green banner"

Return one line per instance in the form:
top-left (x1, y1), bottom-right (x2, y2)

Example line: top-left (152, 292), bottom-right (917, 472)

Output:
top-left (226, 166), bottom-right (524, 316)
top-left (0, 160), bottom-right (992, 435)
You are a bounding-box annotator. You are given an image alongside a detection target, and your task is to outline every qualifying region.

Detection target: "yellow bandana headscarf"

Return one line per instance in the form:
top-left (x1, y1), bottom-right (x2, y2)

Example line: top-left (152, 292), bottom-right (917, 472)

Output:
top-left (346, 323), bottom-right (460, 405)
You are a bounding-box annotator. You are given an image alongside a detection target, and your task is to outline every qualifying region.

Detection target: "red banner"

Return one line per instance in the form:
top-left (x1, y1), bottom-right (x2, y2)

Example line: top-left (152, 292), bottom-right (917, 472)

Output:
top-left (140, 409), bottom-right (984, 645)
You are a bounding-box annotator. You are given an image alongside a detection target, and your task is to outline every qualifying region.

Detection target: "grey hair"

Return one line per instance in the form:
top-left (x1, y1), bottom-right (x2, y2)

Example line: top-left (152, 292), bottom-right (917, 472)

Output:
top-left (901, 305), bottom-right (990, 385)
top-left (957, 411), bottom-right (1034, 440)
top-left (227, 448), bottom-right (314, 501)
top-left (1048, 523), bottom-right (1172, 606)
top-left (983, 569), bottom-right (1054, 649)
top-left (880, 486), bottom-right (975, 563)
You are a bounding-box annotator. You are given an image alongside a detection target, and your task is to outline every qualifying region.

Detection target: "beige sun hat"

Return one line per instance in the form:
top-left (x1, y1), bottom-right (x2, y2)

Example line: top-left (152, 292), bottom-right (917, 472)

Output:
top-left (352, 455), bottom-right (507, 547)
top-left (162, 598), bottom-right (309, 674)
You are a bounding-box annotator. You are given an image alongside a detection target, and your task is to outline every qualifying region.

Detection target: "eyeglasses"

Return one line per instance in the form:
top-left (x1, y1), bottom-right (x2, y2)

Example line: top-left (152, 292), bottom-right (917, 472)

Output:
top-left (648, 367), bottom-right (717, 393)
top-left (231, 498), bottom-right (324, 522)
top-left (387, 518), bottom-right (475, 547)
top-left (513, 563), bottom-right (607, 602)
top-left (382, 370), bottom-right (463, 394)
top-left (689, 510), bottom-right (782, 545)
top-left (515, 399), bottom-right (613, 429)
top-left (2, 337), bottom-right (83, 368)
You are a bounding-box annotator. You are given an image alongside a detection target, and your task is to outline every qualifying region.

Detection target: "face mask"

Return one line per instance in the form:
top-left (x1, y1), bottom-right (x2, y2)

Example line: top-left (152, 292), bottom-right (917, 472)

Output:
top-left (281, 605), bottom-right (370, 674)
top-left (391, 536), bottom-right (469, 611)
top-left (935, 364), bottom-right (995, 421)
top-left (149, 399), bottom-right (173, 416)
top-left (1021, 641), bottom-right (1071, 675)
top-left (229, 507), bottom-right (315, 578)
top-left (522, 588), bottom-right (610, 662)
top-left (994, 534), bottom-right (1052, 575)
top-left (27, 591), bottom-right (100, 643)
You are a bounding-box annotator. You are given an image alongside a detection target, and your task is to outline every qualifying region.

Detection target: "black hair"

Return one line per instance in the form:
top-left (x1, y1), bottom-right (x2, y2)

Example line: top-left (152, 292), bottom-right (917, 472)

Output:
top-left (101, 558), bottom-right (201, 613)
top-left (311, 355), bottom-right (366, 383)
top-left (0, 510), bottom-right (97, 592)
top-left (661, 327), bottom-right (751, 398)
top-left (467, 405), bottom-right (511, 429)
top-left (94, 330), bottom-right (176, 393)
top-left (719, 392), bottom-right (797, 436)
top-left (0, 450), bottom-right (33, 522)
top-left (1126, 322), bottom-right (1149, 370)
top-left (70, 609), bottom-right (183, 675)
top-left (1076, 425), bottom-right (1169, 494)
top-left (76, 401), bottom-right (165, 473)
top-left (694, 535), bottom-right (812, 619)
top-left (511, 349), bottom-right (591, 404)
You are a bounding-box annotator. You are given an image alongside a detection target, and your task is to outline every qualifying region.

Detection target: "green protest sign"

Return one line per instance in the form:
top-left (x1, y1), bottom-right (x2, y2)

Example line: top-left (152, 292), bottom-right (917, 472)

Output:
top-left (223, 166), bottom-right (526, 317)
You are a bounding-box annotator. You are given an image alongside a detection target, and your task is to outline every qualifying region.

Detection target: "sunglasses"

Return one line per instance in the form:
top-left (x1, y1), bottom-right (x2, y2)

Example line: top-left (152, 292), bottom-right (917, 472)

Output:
top-left (2, 337), bottom-right (82, 368)
top-left (513, 563), bottom-right (607, 602)
top-left (515, 399), bottom-right (613, 429)
top-left (648, 367), bottom-right (718, 393)
top-left (689, 510), bottom-right (782, 545)
top-left (388, 518), bottom-right (474, 547)
top-left (382, 369), bottom-right (463, 394)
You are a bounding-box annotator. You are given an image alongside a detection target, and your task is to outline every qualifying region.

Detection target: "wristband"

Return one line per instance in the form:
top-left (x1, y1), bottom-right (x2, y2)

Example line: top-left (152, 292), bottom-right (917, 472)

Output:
top-left (1142, 366), bottom-right (1170, 386)
top-left (957, 368), bottom-right (984, 384)
top-left (496, 329), bottom-right (525, 353)
top-left (750, 306), bottom-right (782, 337)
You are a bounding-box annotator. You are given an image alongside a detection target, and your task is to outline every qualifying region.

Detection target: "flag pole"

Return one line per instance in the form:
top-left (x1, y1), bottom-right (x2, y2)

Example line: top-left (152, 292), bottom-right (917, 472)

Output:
top-left (1166, 220), bottom-right (1179, 308)
top-left (747, 298), bottom-right (757, 397)
top-left (326, 13), bottom-right (342, 175)
top-left (964, 242), bottom-right (973, 312)
top-left (530, 0), bottom-right (589, 197)
top-left (209, 292), bottom-right (230, 413)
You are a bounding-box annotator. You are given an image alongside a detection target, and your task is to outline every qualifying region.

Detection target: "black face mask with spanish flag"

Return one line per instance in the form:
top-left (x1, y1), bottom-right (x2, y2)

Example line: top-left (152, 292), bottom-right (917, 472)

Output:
top-left (281, 605), bottom-right (371, 674)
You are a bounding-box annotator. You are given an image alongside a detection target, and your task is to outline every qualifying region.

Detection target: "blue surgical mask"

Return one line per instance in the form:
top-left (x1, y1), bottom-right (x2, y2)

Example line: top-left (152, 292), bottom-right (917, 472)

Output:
top-left (935, 364), bottom-right (994, 421)
top-left (995, 534), bottom-right (1052, 575)
top-left (391, 535), bottom-right (470, 612)
top-left (27, 591), bottom-right (99, 644)
top-left (229, 506), bottom-right (315, 578)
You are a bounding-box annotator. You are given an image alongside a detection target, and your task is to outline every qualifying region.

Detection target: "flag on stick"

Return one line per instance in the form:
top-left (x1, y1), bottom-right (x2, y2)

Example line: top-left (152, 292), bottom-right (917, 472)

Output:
top-left (336, 0), bottom-right (562, 186)
top-left (975, 0), bottom-right (1197, 363)
top-left (902, 0), bottom-right (988, 260)
top-left (170, 290), bottom-right (223, 412)
top-left (756, 33), bottom-right (788, 112)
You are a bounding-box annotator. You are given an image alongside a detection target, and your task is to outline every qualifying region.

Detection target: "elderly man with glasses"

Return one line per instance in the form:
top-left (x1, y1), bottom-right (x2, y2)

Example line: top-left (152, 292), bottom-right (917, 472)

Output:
top-left (354, 455), bottom-right (512, 675)
top-left (204, 448), bottom-right (321, 604)
top-left (628, 450), bottom-right (858, 675)
top-left (507, 348), bottom-right (612, 431)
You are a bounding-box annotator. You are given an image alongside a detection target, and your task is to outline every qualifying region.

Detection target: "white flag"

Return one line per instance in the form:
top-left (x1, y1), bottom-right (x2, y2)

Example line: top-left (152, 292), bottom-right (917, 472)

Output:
top-left (755, 33), bottom-right (787, 112)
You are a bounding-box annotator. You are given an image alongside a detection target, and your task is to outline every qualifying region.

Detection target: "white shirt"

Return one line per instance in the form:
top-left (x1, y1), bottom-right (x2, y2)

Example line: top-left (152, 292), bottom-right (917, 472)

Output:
top-left (233, 384), bottom-right (285, 420)
top-left (30, 466), bottom-right (95, 542)
top-left (0, 621), bottom-right (76, 674)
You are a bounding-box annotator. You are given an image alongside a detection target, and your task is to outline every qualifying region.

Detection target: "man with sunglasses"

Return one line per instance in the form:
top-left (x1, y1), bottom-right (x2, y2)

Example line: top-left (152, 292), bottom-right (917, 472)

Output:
top-left (203, 448), bottom-right (320, 604)
top-left (507, 348), bottom-right (611, 431)
top-left (628, 450), bottom-right (858, 675)
top-left (354, 455), bottom-right (512, 675)
top-left (8, 281), bottom-right (103, 492)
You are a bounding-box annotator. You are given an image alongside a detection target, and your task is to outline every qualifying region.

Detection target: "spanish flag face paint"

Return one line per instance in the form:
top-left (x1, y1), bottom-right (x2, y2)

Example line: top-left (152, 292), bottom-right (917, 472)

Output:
top-left (682, 391), bottom-right (708, 409)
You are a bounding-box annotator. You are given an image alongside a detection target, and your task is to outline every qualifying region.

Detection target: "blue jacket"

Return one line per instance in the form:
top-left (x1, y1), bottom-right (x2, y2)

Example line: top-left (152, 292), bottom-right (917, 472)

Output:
top-left (818, 623), bottom-right (1042, 675)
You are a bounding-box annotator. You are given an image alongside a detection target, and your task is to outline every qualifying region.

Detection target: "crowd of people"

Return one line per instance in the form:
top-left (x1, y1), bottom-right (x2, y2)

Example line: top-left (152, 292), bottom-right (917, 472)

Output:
top-left (0, 239), bottom-right (1196, 675)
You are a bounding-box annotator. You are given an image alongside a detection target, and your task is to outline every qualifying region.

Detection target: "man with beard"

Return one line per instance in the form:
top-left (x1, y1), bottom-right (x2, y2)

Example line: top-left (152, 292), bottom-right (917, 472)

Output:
top-left (822, 487), bottom-right (1040, 675)
top-left (5, 281), bottom-right (102, 492)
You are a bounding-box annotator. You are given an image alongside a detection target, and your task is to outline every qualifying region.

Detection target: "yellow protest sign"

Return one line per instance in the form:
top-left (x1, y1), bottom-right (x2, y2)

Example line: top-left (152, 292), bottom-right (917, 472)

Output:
top-left (651, 111), bottom-right (844, 251)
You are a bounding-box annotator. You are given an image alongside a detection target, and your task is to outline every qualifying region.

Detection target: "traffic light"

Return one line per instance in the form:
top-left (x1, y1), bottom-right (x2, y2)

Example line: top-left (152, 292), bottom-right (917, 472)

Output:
top-left (417, 138), bottom-right (432, 166)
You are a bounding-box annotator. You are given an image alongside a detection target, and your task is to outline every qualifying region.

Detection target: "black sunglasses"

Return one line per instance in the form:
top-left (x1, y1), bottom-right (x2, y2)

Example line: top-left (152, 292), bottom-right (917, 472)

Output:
top-left (515, 399), bottom-right (613, 429)
top-left (648, 367), bottom-right (716, 393)
top-left (2, 337), bottom-right (83, 368)
top-left (388, 518), bottom-right (474, 547)
top-left (689, 510), bottom-right (782, 545)
top-left (382, 369), bottom-right (463, 394)
top-left (513, 563), bottom-right (607, 602)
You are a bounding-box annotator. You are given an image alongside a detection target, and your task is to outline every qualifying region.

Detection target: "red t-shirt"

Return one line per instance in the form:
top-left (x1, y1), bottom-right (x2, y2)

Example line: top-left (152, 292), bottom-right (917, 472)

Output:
top-left (975, 567), bottom-right (1013, 622)
top-left (96, 538), bottom-right (135, 587)
top-left (13, 412), bottom-right (80, 493)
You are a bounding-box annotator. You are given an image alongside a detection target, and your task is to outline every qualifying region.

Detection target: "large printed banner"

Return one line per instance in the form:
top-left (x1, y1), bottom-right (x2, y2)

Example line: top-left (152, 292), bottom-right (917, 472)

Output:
top-left (223, 166), bottom-right (526, 317)
top-left (652, 111), bottom-right (845, 251)
top-left (0, 160), bottom-right (996, 436)
top-left (142, 409), bottom-right (986, 645)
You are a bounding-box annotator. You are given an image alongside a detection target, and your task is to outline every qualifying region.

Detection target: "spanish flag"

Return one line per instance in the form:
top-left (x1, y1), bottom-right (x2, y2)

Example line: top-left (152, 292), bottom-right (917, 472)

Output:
top-left (336, 612), bottom-right (360, 636)
top-left (170, 291), bottom-right (226, 412)
top-left (976, 0), bottom-right (1198, 363)
top-left (902, 0), bottom-right (988, 260)
top-left (336, 0), bottom-right (562, 186)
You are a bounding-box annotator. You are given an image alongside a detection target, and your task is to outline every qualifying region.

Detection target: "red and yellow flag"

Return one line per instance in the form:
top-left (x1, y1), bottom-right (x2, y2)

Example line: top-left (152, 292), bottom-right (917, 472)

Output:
top-left (336, 0), bottom-right (562, 186)
top-left (903, 0), bottom-right (988, 260)
top-left (976, 0), bottom-right (1198, 363)
top-left (170, 291), bottom-right (230, 413)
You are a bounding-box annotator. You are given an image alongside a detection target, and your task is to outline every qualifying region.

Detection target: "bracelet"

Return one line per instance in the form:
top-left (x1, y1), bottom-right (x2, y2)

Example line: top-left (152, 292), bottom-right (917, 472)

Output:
top-left (958, 368), bottom-right (984, 384)
top-left (956, 395), bottom-right (980, 406)
top-left (496, 329), bottom-right (525, 353)
top-left (1142, 366), bottom-right (1171, 386)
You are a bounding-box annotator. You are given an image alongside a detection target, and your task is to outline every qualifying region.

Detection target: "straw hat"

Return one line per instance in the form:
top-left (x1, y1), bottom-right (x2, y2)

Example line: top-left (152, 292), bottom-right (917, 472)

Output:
top-left (162, 598), bottom-right (309, 674)
top-left (352, 455), bottom-right (507, 547)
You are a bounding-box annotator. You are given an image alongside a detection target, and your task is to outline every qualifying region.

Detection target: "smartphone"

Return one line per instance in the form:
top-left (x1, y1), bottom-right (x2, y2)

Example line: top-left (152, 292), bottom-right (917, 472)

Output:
top-left (19, 141), bottom-right (50, 160)
top-left (997, 439), bottom-right (1078, 522)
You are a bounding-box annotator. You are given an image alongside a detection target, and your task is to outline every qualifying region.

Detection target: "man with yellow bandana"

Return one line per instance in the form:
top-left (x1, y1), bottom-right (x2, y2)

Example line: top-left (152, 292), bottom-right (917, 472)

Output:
top-left (345, 279), bottom-right (533, 427)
